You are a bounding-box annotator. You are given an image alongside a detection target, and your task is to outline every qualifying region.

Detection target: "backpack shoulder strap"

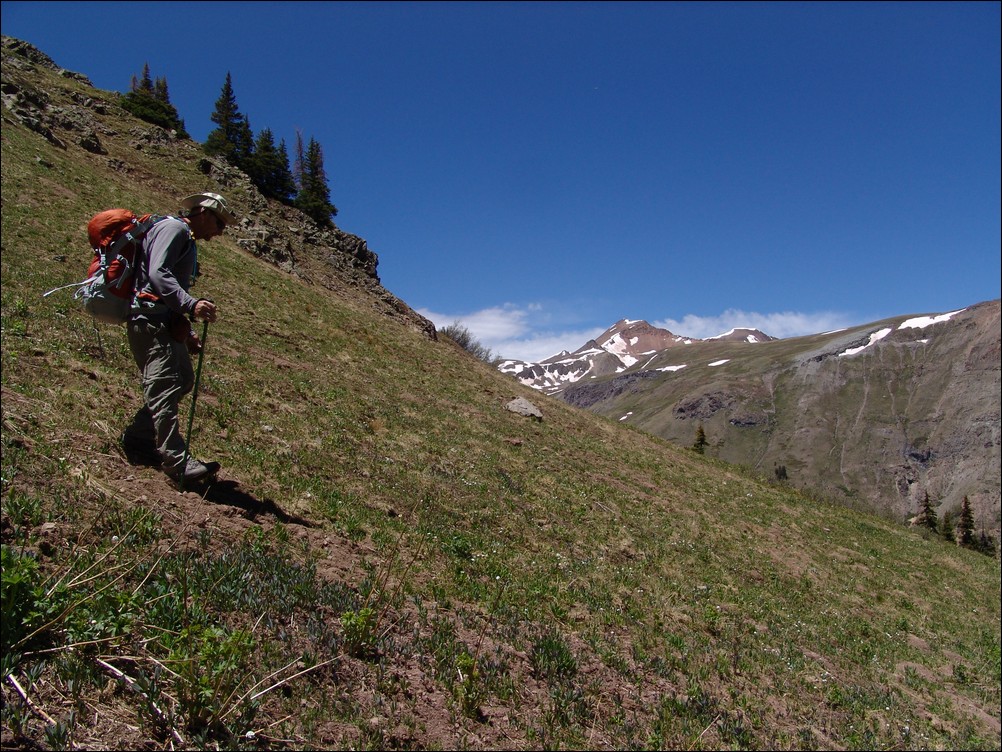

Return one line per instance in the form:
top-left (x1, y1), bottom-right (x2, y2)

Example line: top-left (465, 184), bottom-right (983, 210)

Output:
top-left (107, 214), bottom-right (170, 256)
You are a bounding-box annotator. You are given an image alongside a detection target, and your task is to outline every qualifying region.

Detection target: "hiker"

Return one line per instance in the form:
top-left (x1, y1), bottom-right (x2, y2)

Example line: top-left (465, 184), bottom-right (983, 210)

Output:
top-left (120, 192), bottom-right (235, 484)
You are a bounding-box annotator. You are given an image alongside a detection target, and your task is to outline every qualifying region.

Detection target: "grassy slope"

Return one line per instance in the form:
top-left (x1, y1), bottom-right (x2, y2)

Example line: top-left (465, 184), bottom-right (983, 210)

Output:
top-left (2, 46), bottom-right (1000, 750)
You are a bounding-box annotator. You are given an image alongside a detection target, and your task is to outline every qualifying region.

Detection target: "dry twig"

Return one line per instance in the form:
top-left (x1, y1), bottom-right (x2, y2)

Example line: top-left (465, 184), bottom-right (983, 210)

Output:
top-left (96, 658), bottom-right (185, 747)
top-left (6, 673), bottom-right (57, 725)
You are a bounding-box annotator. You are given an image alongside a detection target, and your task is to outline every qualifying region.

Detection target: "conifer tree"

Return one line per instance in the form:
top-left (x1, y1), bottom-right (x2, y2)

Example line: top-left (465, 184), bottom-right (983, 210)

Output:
top-left (120, 63), bottom-right (188, 138)
top-left (294, 135), bottom-right (338, 226)
top-left (247, 128), bottom-right (296, 203)
top-left (939, 509), bottom-right (955, 544)
top-left (917, 491), bottom-right (938, 532)
top-left (137, 63), bottom-right (154, 95)
top-left (236, 115), bottom-right (255, 170)
top-left (204, 72), bottom-right (253, 169)
top-left (153, 76), bottom-right (169, 103)
top-left (276, 139), bottom-right (295, 199)
top-left (958, 496), bottom-right (976, 548)
top-left (692, 423), bottom-right (708, 454)
top-left (975, 530), bottom-right (998, 558)
top-left (293, 130), bottom-right (305, 192)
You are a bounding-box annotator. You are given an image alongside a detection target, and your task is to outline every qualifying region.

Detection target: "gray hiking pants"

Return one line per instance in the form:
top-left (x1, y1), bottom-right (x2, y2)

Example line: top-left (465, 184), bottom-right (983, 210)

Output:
top-left (125, 316), bottom-right (194, 475)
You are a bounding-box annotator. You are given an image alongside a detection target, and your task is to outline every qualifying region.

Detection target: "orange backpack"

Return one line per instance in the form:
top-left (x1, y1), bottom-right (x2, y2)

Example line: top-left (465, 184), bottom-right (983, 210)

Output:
top-left (45, 209), bottom-right (166, 324)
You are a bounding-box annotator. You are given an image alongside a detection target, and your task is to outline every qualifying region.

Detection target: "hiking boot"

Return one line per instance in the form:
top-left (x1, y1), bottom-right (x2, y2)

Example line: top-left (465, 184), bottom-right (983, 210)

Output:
top-left (168, 459), bottom-right (221, 485)
top-left (121, 432), bottom-right (161, 467)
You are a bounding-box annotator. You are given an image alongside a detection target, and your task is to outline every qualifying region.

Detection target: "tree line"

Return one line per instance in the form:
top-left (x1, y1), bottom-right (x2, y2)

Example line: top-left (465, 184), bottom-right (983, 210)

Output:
top-left (916, 492), bottom-right (997, 557)
top-left (119, 65), bottom-right (337, 228)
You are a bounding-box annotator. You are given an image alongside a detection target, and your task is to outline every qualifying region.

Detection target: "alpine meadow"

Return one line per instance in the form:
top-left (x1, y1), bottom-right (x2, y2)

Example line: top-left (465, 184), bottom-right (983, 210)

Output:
top-left (2, 36), bottom-right (1000, 751)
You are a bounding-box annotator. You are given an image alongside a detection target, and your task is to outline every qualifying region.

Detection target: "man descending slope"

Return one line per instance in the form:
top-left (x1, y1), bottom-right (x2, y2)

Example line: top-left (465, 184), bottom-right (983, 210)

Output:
top-left (121, 192), bottom-right (235, 485)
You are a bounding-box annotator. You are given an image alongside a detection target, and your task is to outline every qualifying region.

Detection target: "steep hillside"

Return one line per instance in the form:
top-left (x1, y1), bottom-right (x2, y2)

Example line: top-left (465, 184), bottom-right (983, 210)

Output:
top-left (2, 37), bottom-right (1000, 751)
top-left (555, 306), bottom-right (1001, 538)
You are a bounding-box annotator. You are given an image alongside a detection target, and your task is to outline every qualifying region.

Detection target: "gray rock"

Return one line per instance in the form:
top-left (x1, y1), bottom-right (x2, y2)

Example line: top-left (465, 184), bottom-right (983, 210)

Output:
top-left (505, 397), bottom-right (543, 421)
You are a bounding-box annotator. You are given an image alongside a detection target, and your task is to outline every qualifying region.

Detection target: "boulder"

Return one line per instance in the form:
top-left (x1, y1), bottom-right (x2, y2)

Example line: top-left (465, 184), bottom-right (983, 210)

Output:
top-left (505, 397), bottom-right (543, 421)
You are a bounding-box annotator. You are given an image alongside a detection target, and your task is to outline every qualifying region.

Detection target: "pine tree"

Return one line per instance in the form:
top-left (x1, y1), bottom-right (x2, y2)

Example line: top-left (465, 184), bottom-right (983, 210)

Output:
top-left (153, 76), bottom-right (169, 103)
top-left (975, 530), bottom-right (998, 558)
top-left (958, 496), bottom-right (976, 548)
top-left (939, 509), bottom-right (955, 544)
top-left (293, 130), bottom-right (305, 192)
top-left (204, 73), bottom-right (253, 169)
top-left (276, 139), bottom-right (295, 200)
top-left (236, 116), bottom-right (255, 171)
top-left (692, 423), bottom-right (708, 454)
top-left (294, 135), bottom-right (338, 226)
top-left (247, 129), bottom-right (296, 203)
top-left (916, 491), bottom-right (938, 532)
top-left (120, 64), bottom-right (188, 138)
top-left (137, 63), bottom-right (155, 95)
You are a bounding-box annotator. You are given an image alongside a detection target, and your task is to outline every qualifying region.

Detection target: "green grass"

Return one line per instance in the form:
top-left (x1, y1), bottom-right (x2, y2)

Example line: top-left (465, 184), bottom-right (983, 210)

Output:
top-left (2, 40), bottom-right (1000, 750)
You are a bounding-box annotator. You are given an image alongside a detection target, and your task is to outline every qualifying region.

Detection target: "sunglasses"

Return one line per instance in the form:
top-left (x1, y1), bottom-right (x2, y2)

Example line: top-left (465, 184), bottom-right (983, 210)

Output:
top-left (207, 210), bottom-right (226, 232)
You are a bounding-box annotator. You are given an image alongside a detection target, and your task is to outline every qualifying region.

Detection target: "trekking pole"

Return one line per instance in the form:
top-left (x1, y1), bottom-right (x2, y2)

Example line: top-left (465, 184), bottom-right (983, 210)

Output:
top-left (180, 319), bottom-right (209, 491)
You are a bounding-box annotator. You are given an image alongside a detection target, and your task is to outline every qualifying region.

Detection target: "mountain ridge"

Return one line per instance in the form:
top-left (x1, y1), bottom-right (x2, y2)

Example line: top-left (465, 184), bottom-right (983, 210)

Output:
top-left (508, 318), bottom-right (778, 385)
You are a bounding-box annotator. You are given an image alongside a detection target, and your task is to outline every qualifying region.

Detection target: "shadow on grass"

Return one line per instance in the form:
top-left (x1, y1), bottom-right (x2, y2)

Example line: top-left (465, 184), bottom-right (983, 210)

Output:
top-left (199, 478), bottom-right (316, 527)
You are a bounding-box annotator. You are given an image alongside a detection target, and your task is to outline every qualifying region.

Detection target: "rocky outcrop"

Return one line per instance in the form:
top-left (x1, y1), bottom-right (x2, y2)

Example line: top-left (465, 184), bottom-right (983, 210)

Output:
top-left (559, 370), bottom-right (662, 409)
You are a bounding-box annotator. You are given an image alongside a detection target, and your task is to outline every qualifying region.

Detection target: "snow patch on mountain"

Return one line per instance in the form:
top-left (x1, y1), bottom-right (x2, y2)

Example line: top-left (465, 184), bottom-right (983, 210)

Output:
top-left (840, 328), bottom-right (893, 356)
top-left (899, 309), bottom-right (966, 330)
top-left (837, 308), bottom-right (966, 357)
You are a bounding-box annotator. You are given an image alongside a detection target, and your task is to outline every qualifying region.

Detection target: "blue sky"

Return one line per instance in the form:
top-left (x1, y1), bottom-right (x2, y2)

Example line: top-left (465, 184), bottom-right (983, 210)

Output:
top-left (4, 1), bottom-right (999, 361)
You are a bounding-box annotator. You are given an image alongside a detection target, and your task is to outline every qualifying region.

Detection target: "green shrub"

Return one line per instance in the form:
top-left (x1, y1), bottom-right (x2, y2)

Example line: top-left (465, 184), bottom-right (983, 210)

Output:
top-left (438, 322), bottom-right (497, 365)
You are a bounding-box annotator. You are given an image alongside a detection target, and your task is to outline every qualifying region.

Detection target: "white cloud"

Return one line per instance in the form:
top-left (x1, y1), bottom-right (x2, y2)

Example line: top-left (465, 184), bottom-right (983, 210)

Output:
top-left (417, 304), bottom-right (605, 362)
top-left (652, 309), bottom-right (856, 340)
top-left (418, 304), bottom-right (531, 341)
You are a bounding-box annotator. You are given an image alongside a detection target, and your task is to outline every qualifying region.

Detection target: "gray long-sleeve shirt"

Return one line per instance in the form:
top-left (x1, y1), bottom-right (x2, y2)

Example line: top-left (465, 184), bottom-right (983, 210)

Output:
top-left (133, 217), bottom-right (199, 317)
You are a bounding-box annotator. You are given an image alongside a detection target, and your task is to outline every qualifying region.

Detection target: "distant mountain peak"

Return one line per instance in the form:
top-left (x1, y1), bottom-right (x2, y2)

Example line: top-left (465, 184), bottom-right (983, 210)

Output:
top-left (706, 328), bottom-right (776, 344)
top-left (592, 319), bottom-right (689, 359)
top-left (499, 318), bottom-right (777, 394)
